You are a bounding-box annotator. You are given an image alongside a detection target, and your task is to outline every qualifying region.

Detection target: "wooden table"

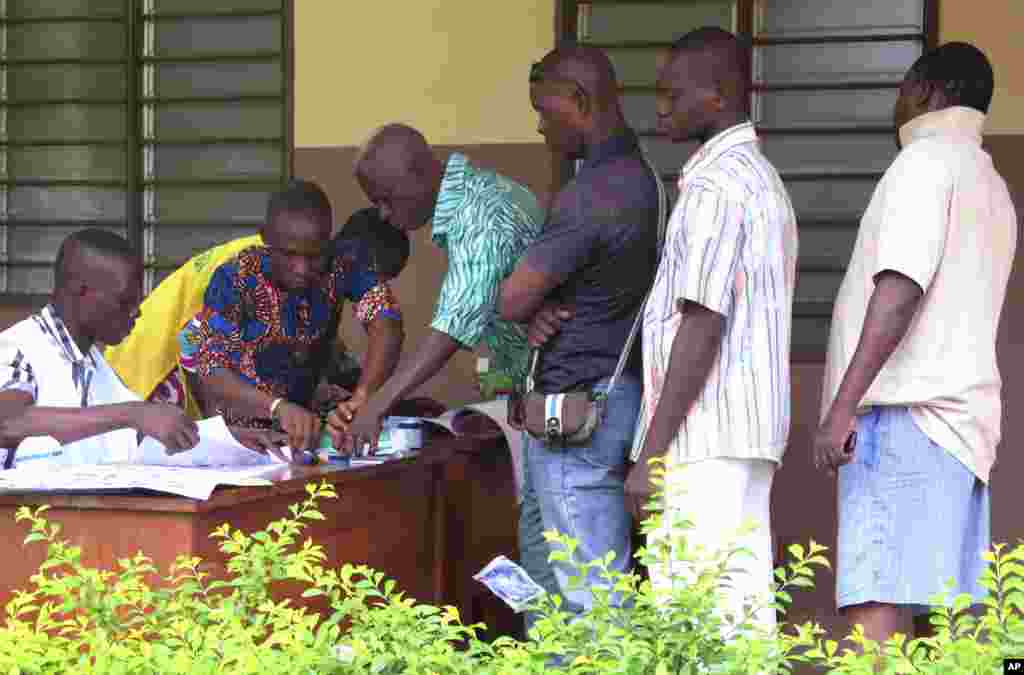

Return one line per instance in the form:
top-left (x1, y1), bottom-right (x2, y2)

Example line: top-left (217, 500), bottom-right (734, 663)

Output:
top-left (0, 433), bottom-right (521, 637)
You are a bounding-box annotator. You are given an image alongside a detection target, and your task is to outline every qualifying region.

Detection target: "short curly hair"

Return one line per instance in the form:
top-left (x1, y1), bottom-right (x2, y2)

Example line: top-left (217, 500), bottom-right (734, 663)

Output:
top-left (906, 42), bottom-right (994, 114)
top-left (333, 207), bottom-right (410, 281)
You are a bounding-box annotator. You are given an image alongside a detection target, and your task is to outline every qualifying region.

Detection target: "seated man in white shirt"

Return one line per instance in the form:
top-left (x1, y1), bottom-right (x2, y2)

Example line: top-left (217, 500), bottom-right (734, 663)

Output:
top-left (0, 229), bottom-right (200, 469)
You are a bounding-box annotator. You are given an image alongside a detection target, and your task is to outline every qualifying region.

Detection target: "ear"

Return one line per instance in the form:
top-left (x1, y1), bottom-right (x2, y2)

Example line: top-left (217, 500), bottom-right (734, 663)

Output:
top-left (569, 82), bottom-right (593, 118)
top-left (910, 79), bottom-right (940, 110)
top-left (703, 86), bottom-right (726, 114)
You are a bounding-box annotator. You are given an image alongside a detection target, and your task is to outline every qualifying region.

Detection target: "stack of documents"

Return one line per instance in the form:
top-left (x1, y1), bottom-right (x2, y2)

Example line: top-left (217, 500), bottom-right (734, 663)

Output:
top-left (0, 462), bottom-right (275, 500)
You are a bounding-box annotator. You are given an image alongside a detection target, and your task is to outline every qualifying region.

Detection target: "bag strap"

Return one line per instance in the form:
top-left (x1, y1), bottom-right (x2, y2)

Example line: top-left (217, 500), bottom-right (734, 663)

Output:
top-left (525, 144), bottom-right (667, 397)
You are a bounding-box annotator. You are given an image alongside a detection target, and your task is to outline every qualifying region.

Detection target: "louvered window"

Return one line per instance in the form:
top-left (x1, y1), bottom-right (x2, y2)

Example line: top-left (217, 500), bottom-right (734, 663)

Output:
top-left (0, 0), bottom-right (290, 298)
top-left (565, 0), bottom-right (936, 356)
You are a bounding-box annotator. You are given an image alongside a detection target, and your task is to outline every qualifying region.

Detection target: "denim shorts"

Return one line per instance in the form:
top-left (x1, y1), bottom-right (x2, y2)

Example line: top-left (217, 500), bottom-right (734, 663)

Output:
top-left (836, 406), bottom-right (990, 613)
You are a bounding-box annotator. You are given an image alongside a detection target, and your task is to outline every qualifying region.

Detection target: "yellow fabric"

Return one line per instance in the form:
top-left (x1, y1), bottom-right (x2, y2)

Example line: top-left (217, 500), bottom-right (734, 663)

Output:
top-left (105, 234), bottom-right (263, 417)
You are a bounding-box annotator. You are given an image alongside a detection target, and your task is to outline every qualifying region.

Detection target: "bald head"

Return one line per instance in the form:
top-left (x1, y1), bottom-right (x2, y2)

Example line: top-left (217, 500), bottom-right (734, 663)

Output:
top-left (54, 228), bottom-right (138, 292)
top-left (532, 44), bottom-right (621, 109)
top-left (355, 124), bottom-right (434, 185)
top-left (668, 27), bottom-right (750, 109)
top-left (353, 124), bottom-right (444, 231)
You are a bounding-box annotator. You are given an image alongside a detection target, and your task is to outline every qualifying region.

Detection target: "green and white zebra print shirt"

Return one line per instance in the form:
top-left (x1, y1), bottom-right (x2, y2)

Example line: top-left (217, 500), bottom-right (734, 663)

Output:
top-left (430, 153), bottom-right (544, 383)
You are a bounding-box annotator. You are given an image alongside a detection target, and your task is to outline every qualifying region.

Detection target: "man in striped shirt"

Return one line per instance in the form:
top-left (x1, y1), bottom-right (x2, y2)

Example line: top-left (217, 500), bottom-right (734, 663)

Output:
top-left (626, 28), bottom-right (798, 633)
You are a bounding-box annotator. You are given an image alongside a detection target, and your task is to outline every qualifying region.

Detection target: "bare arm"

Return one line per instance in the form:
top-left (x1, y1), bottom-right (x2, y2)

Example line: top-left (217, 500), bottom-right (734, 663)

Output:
top-left (362, 329), bottom-right (457, 416)
top-left (0, 390), bottom-right (143, 447)
top-left (815, 270), bottom-right (923, 473)
top-left (199, 369), bottom-right (321, 451)
top-left (350, 314), bottom-right (404, 404)
top-left (499, 262), bottom-right (561, 324)
top-left (0, 390), bottom-right (199, 456)
top-left (624, 300), bottom-right (724, 518)
top-left (633, 301), bottom-right (723, 466)
top-left (198, 369), bottom-right (277, 422)
top-left (826, 271), bottom-right (922, 417)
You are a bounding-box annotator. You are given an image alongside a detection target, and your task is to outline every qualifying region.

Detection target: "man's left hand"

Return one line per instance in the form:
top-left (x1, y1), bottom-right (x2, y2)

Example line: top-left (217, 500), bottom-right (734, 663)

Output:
top-left (330, 388), bottom-right (368, 433)
top-left (625, 458), bottom-right (657, 523)
top-left (527, 303), bottom-right (573, 348)
top-left (327, 400), bottom-right (382, 456)
top-left (814, 407), bottom-right (857, 477)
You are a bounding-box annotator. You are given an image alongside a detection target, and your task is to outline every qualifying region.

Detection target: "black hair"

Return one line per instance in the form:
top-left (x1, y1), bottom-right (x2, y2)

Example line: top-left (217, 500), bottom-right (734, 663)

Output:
top-left (669, 27), bottom-right (751, 104)
top-left (54, 228), bottom-right (136, 290)
top-left (333, 207), bottom-right (410, 280)
top-left (670, 26), bottom-right (744, 52)
top-left (906, 42), bottom-right (994, 113)
top-left (265, 178), bottom-right (333, 225)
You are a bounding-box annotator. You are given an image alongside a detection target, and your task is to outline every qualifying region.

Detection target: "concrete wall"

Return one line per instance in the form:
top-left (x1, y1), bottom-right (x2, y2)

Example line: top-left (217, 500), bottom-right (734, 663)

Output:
top-left (294, 1), bottom-right (552, 147)
top-left (940, 0), bottom-right (1024, 134)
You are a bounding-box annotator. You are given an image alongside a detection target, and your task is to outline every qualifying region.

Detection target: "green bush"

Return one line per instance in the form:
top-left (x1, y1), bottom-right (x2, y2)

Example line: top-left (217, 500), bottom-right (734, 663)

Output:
top-left (0, 477), bottom-right (1021, 674)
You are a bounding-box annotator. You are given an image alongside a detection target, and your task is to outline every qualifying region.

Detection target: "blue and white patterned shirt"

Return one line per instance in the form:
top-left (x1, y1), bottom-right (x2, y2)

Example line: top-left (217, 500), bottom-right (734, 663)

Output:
top-left (634, 122), bottom-right (799, 464)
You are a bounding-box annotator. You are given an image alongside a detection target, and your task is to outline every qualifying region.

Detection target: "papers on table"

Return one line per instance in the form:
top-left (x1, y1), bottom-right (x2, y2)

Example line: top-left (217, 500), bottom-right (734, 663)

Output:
top-left (0, 416), bottom-right (292, 500)
top-left (0, 462), bottom-right (275, 500)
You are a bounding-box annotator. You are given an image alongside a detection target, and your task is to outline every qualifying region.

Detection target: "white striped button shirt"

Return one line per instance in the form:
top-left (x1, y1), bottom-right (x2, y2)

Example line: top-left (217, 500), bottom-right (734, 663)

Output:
top-left (634, 122), bottom-right (798, 465)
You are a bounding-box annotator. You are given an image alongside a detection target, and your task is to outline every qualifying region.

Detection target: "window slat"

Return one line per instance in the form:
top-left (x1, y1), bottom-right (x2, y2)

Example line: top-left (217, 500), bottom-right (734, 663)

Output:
top-left (2, 0), bottom-right (124, 20)
top-left (0, 3), bottom-right (290, 296)
top-left (148, 0), bottom-right (282, 14)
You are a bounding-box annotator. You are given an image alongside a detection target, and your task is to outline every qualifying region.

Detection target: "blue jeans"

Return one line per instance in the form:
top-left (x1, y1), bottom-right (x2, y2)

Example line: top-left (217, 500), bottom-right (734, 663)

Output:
top-left (519, 374), bottom-right (640, 623)
top-left (518, 451), bottom-right (559, 632)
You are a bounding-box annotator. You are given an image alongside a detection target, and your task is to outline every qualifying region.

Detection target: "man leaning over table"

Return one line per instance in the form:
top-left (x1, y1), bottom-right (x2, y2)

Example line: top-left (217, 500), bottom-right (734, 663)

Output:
top-left (191, 179), bottom-right (404, 454)
top-left (105, 207), bottom-right (410, 451)
top-left (325, 123), bottom-right (558, 614)
top-left (0, 229), bottom-right (200, 469)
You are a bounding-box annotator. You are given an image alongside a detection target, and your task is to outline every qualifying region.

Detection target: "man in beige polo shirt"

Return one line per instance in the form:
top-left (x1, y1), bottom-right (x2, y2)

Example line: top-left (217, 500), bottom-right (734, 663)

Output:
top-left (816, 41), bottom-right (1017, 645)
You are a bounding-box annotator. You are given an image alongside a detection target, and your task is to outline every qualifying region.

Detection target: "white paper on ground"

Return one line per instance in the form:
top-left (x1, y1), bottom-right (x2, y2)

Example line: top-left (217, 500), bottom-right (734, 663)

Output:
top-left (0, 462), bottom-right (275, 500)
top-left (131, 416), bottom-right (284, 468)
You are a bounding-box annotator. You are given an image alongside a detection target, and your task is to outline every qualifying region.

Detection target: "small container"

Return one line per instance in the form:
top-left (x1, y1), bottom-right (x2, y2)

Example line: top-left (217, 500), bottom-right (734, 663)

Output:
top-left (385, 416), bottom-right (423, 454)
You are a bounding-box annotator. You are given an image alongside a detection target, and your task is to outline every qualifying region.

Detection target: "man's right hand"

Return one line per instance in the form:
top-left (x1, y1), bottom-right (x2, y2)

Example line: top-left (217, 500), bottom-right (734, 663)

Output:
top-left (135, 403), bottom-right (200, 453)
top-left (527, 303), bottom-right (574, 348)
top-left (274, 400), bottom-right (320, 452)
top-left (228, 426), bottom-right (291, 463)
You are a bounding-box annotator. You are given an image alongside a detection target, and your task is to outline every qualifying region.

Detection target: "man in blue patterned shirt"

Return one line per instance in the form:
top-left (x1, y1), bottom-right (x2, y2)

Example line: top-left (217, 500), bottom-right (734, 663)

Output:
top-left (325, 123), bottom-right (556, 615)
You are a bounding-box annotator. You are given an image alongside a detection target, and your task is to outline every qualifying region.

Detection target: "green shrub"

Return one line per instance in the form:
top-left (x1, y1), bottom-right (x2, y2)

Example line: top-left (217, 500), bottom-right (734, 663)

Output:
top-left (0, 476), bottom-right (1021, 674)
top-left (791, 542), bottom-right (1024, 674)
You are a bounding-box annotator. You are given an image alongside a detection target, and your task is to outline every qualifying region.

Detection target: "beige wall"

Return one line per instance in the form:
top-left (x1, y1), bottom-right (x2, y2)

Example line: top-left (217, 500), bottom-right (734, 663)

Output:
top-left (292, 1), bottom-right (557, 409)
top-left (940, 0), bottom-right (1024, 134)
top-left (294, 0), bottom-right (554, 147)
